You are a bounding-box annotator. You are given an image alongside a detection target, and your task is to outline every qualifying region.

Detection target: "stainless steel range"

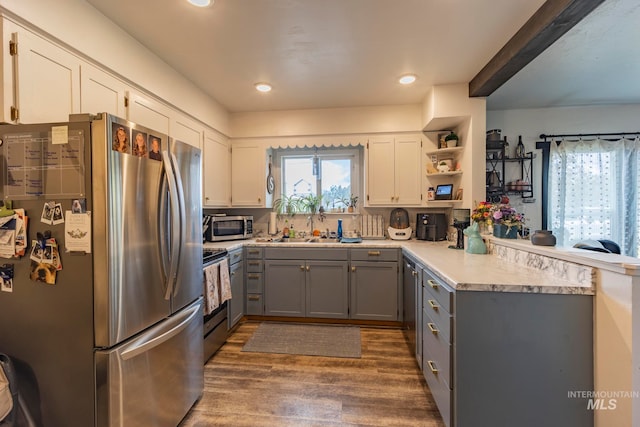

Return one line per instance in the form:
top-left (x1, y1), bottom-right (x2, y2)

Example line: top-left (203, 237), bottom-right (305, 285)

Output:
top-left (203, 248), bottom-right (229, 362)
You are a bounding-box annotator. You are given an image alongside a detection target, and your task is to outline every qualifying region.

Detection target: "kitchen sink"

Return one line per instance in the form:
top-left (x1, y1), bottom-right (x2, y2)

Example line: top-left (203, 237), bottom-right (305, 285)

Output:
top-left (270, 237), bottom-right (340, 243)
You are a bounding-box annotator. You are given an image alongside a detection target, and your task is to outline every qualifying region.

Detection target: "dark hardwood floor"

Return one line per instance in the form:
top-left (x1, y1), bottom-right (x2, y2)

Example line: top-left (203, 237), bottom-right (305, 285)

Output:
top-left (180, 321), bottom-right (445, 427)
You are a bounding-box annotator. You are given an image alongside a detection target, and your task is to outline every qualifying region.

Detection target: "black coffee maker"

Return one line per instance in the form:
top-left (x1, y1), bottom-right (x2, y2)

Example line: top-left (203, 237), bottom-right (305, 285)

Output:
top-left (416, 213), bottom-right (447, 241)
top-left (449, 208), bottom-right (470, 250)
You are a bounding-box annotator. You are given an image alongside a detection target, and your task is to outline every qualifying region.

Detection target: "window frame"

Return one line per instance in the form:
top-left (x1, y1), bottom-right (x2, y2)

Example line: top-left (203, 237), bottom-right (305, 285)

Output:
top-left (273, 147), bottom-right (361, 211)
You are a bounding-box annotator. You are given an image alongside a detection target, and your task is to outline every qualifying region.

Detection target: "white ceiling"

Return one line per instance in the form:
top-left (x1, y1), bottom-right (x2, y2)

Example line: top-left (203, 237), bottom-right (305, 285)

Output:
top-left (487, 0), bottom-right (640, 110)
top-left (83, 0), bottom-right (636, 114)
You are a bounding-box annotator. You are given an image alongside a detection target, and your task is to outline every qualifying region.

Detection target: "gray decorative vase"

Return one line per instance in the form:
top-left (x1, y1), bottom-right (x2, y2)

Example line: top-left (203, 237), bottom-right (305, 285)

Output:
top-left (531, 230), bottom-right (556, 246)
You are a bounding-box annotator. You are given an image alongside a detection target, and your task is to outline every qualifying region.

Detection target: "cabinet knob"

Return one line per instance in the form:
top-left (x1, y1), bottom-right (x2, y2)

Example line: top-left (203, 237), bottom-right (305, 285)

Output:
top-left (390, 196), bottom-right (394, 201)
top-left (258, 197), bottom-right (262, 203)
top-left (300, 265), bottom-right (305, 271)
top-left (351, 266), bottom-right (356, 272)
top-left (412, 270), bottom-right (417, 277)
top-left (306, 266), bottom-right (310, 271)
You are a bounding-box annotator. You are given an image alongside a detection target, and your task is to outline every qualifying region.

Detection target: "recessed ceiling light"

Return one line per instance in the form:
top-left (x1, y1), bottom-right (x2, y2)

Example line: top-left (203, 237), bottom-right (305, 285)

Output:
top-left (255, 83), bottom-right (272, 93)
top-left (399, 74), bottom-right (417, 85)
top-left (188, 0), bottom-right (213, 7)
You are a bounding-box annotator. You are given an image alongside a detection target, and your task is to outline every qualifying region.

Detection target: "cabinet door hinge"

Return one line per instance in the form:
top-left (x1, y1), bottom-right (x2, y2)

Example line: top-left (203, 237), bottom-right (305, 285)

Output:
top-left (10, 106), bottom-right (19, 121)
top-left (366, 194), bottom-right (369, 201)
top-left (124, 97), bottom-right (129, 108)
top-left (420, 194), bottom-right (423, 200)
top-left (366, 142), bottom-right (369, 149)
top-left (9, 40), bottom-right (17, 56)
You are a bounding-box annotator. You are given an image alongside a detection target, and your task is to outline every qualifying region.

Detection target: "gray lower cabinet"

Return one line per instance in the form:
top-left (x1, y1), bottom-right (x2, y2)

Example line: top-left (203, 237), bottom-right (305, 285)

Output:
top-left (350, 261), bottom-right (399, 321)
top-left (421, 266), bottom-right (594, 427)
top-left (227, 248), bottom-right (244, 329)
top-left (264, 259), bottom-right (306, 317)
top-left (305, 260), bottom-right (349, 319)
top-left (245, 247), bottom-right (264, 315)
top-left (263, 247), bottom-right (350, 319)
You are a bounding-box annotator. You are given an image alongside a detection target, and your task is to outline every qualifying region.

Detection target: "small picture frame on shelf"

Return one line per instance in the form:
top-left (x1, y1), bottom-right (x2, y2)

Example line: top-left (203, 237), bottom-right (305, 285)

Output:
top-left (455, 188), bottom-right (463, 200)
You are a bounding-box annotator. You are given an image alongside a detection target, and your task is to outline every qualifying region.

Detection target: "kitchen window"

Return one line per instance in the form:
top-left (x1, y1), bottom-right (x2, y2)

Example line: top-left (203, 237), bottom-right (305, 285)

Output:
top-left (275, 147), bottom-right (361, 211)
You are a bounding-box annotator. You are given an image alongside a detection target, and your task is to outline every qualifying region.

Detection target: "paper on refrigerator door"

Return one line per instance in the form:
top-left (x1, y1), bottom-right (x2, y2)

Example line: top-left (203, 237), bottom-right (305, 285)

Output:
top-left (64, 211), bottom-right (92, 253)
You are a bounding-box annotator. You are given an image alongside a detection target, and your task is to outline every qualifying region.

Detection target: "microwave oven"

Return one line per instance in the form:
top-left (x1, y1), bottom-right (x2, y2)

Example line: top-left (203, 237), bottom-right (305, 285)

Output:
top-left (204, 215), bottom-right (253, 242)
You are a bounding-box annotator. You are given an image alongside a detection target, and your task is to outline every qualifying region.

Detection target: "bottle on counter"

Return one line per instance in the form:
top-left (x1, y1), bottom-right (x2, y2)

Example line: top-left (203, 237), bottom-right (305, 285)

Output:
top-left (282, 220), bottom-right (289, 238)
top-left (337, 219), bottom-right (343, 239)
top-left (289, 222), bottom-right (295, 238)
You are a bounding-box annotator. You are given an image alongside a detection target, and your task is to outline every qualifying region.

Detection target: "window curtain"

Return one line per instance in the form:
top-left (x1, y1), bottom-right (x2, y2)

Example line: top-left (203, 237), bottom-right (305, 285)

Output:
top-left (548, 137), bottom-right (639, 256)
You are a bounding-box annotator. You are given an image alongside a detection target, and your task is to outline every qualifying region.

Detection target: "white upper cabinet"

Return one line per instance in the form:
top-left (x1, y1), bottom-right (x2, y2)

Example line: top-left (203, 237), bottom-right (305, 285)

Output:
top-left (8, 26), bottom-right (81, 123)
top-left (203, 131), bottom-right (230, 208)
top-left (126, 90), bottom-right (170, 134)
top-left (366, 135), bottom-right (422, 206)
top-left (80, 63), bottom-right (128, 118)
top-left (231, 143), bottom-right (271, 207)
top-left (170, 113), bottom-right (203, 149)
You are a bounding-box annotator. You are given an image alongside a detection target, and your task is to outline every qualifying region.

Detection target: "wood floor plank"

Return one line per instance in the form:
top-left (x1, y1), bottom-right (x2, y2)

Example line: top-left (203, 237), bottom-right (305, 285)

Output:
top-left (181, 321), bottom-right (445, 427)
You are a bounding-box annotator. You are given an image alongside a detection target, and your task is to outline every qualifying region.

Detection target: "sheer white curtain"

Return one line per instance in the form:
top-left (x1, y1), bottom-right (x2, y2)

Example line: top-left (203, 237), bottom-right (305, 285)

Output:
top-left (548, 137), bottom-right (639, 256)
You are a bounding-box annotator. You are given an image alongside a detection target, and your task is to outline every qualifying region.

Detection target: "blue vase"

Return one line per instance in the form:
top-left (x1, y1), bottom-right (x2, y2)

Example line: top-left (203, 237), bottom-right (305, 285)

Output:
top-left (493, 223), bottom-right (518, 239)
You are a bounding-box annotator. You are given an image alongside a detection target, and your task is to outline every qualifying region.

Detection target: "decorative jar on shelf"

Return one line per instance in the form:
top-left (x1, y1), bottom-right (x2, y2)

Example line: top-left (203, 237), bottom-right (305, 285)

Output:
top-left (531, 230), bottom-right (556, 246)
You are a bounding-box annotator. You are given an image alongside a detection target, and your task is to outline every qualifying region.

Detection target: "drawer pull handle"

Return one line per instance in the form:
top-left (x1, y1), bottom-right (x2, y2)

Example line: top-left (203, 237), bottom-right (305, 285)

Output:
top-left (427, 323), bottom-right (438, 335)
top-left (428, 299), bottom-right (439, 311)
top-left (428, 279), bottom-right (438, 290)
top-left (248, 274), bottom-right (260, 279)
top-left (248, 295), bottom-right (260, 301)
top-left (248, 250), bottom-right (260, 255)
top-left (248, 261), bottom-right (260, 266)
top-left (427, 360), bottom-right (439, 374)
top-left (368, 251), bottom-right (381, 256)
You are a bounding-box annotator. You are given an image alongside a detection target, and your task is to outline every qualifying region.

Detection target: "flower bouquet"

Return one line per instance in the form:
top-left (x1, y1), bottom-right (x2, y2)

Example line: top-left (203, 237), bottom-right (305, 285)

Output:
top-left (490, 204), bottom-right (524, 239)
top-left (471, 201), bottom-right (493, 234)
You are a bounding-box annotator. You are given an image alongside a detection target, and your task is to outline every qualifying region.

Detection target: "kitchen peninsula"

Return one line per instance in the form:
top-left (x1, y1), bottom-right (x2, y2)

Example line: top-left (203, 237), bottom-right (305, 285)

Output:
top-left (205, 236), bottom-right (638, 427)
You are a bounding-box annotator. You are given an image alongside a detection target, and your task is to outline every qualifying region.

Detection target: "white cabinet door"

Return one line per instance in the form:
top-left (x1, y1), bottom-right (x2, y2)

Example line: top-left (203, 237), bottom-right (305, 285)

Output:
top-left (394, 135), bottom-right (422, 205)
top-left (367, 135), bottom-right (422, 206)
top-left (127, 90), bottom-right (170, 134)
top-left (170, 114), bottom-right (202, 149)
top-left (203, 131), bottom-right (230, 207)
top-left (366, 137), bottom-right (396, 205)
top-left (80, 63), bottom-right (127, 117)
top-left (231, 144), bottom-right (269, 207)
top-left (12, 29), bottom-right (81, 123)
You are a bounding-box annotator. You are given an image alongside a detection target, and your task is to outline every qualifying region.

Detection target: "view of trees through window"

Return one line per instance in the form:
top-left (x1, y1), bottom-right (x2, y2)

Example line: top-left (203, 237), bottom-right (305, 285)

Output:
top-left (281, 152), bottom-right (355, 211)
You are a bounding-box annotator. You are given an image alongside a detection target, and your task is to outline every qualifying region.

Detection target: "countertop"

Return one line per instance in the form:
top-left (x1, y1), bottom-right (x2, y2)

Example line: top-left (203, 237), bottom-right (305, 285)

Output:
top-left (204, 238), bottom-right (596, 295)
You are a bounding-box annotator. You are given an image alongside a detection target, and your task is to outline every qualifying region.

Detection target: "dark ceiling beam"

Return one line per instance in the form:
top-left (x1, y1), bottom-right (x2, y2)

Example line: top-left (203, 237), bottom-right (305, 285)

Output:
top-left (469, 0), bottom-right (606, 98)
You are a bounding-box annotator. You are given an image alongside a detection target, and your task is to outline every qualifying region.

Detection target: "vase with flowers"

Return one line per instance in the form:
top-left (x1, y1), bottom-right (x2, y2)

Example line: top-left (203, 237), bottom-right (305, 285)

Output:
top-left (471, 201), bottom-right (493, 234)
top-left (490, 204), bottom-right (524, 239)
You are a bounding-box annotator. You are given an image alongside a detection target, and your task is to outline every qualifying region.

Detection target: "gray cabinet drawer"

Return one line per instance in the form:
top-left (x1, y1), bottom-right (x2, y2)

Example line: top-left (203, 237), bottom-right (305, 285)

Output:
top-left (246, 273), bottom-right (263, 293)
top-left (246, 248), bottom-right (263, 259)
top-left (246, 293), bottom-right (263, 315)
top-left (423, 269), bottom-right (453, 314)
top-left (246, 259), bottom-right (263, 272)
top-left (423, 292), bottom-right (452, 341)
top-left (422, 347), bottom-right (452, 427)
top-left (423, 308), bottom-right (452, 385)
top-left (229, 249), bottom-right (243, 266)
top-left (350, 248), bottom-right (399, 262)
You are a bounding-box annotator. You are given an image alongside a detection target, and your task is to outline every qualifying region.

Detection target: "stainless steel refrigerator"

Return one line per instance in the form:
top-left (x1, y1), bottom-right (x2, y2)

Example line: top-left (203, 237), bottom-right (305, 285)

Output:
top-left (0, 113), bottom-right (203, 427)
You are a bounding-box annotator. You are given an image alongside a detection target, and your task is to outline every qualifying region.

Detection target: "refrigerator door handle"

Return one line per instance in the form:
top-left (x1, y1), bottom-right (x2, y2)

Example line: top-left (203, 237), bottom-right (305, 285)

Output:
top-left (162, 150), bottom-right (181, 300)
top-left (120, 301), bottom-right (201, 361)
top-left (169, 152), bottom-right (187, 297)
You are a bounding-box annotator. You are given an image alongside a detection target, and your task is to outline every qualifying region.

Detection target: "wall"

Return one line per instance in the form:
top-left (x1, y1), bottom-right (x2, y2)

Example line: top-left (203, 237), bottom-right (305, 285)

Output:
top-left (487, 103), bottom-right (640, 231)
top-left (0, 0), bottom-right (230, 135)
top-left (229, 104), bottom-right (423, 137)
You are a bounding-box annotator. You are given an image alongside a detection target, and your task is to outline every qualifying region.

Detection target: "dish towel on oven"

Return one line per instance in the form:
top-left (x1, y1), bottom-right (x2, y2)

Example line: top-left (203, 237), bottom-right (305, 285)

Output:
top-left (203, 263), bottom-right (220, 315)
top-left (219, 258), bottom-right (232, 303)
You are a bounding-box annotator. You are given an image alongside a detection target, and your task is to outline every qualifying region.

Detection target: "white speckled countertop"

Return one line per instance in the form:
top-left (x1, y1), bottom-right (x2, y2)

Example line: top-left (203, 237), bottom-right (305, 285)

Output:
top-left (204, 237), bottom-right (599, 295)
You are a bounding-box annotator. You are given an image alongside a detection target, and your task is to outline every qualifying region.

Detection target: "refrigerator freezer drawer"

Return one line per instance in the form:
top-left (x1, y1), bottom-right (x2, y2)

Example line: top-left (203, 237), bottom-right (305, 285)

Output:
top-left (95, 298), bottom-right (204, 427)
